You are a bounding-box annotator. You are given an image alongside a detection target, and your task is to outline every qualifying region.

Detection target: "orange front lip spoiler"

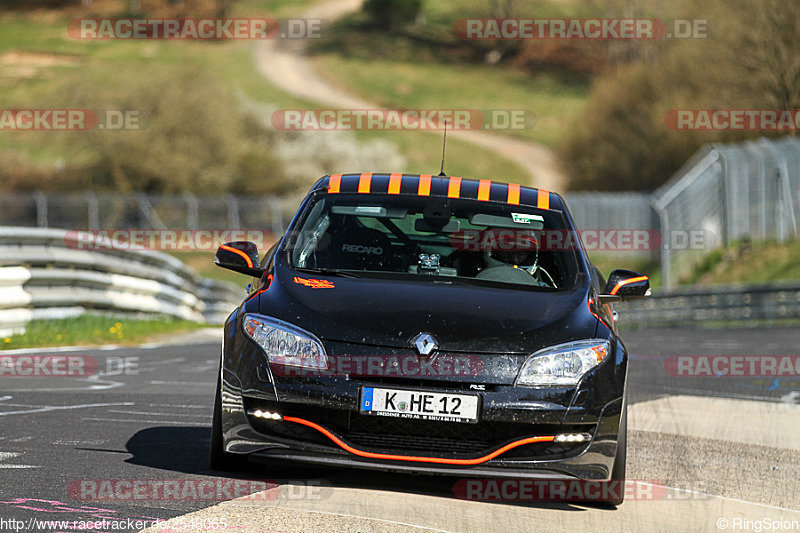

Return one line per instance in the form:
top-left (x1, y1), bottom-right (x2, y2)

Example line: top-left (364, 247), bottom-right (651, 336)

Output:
top-left (282, 416), bottom-right (555, 466)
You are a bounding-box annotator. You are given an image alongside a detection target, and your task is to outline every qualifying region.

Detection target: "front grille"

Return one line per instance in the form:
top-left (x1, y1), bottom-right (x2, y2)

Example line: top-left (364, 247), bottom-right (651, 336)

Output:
top-left (243, 396), bottom-right (592, 459)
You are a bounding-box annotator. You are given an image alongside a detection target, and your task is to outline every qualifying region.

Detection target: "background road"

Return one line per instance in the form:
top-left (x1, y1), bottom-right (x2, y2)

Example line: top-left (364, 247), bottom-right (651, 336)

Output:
top-left (0, 328), bottom-right (798, 532)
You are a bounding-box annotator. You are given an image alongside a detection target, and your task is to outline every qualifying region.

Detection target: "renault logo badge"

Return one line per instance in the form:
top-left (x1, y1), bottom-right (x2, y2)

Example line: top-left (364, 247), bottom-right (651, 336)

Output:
top-left (412, 333), bottom-right (438, 356)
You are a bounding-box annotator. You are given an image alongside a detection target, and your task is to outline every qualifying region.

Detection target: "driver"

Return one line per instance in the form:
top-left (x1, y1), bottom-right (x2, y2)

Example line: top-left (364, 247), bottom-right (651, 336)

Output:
top-left (485, 231), bottom-right (539, 272)
top-left (482, 230), bottom-right (555, 287)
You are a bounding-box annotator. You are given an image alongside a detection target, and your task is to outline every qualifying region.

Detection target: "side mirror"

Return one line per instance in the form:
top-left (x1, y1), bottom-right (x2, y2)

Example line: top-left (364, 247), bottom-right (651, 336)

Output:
top-left (214, 241), bottom-right (266, 277)
top-left (599, 269), bottom-right (651, 303)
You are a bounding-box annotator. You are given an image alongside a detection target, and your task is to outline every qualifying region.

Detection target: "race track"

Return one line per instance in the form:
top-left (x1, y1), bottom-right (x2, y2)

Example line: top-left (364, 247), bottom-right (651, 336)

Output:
top-left (0, 328), bottom-right (798, 533)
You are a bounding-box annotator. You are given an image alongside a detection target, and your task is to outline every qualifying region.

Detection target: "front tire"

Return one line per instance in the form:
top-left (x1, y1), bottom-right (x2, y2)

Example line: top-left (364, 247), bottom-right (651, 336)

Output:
top-left (209, 373), bottom-right (247, 471)
top-left (600, 399), bottom-right (627, 506)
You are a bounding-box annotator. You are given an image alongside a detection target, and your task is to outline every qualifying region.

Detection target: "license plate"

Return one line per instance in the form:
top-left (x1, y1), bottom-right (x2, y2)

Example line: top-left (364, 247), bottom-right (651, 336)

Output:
top-left (360, 387), bottom-right (480, 423)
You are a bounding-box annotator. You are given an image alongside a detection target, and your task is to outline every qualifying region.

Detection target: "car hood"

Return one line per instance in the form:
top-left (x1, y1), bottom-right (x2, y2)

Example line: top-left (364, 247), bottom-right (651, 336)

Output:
top-left (258, 266), bottom-right (596, 355)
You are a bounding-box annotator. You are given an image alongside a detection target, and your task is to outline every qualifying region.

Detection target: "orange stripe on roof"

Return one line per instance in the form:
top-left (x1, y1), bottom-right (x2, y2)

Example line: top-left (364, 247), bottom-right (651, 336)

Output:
top-left (477, 179), bottom-right (491, 201)
top-left (328, 174), bottom-right (342, 193)
top-left (537, 189), bottom-right (550, 210)
top-left (507, 183), bottom-right (521, 205)
top-left (388, 173), bottom-right (403, 194)
top-left (418, 174), bottom-right (432, 196)
top-left (447, 176), bottom-right (462, 198)
top-left (358, 172), bottom-right (372, 193)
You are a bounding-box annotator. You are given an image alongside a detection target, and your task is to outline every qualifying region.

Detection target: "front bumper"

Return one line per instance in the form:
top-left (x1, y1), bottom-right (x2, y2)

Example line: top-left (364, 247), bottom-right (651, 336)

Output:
top-left (219, 369), bottom-right (624, 480)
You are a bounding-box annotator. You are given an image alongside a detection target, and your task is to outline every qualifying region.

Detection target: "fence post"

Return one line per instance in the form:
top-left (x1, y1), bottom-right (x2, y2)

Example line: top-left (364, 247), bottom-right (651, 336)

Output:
top-left (85, 192), bottom-right (99, 229)
top-left (33, 191), bottom-right (48, 228)
top-left (713, 146), bottom-right (729, 248)
top-left (652, 198), bottom-right (670, 289)
top-left (183, 193), bottom-right (199, 229)
top-left (225, 195), bottom-right (241, 230)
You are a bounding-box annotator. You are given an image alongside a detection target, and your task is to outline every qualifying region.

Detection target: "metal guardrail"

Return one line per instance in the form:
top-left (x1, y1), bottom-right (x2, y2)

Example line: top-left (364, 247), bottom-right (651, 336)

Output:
top-left (618, 282), bottom-right (800, 329)
top-left (0, 227), bottom-right (242, 335)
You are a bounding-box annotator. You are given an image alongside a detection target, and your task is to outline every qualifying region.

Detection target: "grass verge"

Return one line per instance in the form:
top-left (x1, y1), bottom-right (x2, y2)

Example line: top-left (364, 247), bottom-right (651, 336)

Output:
top-left (1, 314), bottom-right (209, 350)
top-left (309, 0), bottom-right (592, 148)
top-left (682, 240), bottom-right (800, 286)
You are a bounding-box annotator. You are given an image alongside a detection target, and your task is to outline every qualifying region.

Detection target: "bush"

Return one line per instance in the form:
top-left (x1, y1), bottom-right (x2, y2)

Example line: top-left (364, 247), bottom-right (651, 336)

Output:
top-left (363, 0), bottom-right (422, 30)
top-left (44, 66), bottom-right (289, 195)
top-left (559, 0), bottom-right (800, 191)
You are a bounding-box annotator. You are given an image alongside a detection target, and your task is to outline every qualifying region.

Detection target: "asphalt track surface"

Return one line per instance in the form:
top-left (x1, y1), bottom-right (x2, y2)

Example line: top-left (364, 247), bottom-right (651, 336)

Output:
top-left (0, 328), bottom-right (798, 533)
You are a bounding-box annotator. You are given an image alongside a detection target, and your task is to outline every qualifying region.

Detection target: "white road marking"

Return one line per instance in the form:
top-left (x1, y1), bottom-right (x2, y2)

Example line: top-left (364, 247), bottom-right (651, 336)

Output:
top-left (140, 358), bottom-right (187, 367)
top-left (0, 451), bottom-right (37, 469)
top-left (0, 402), bottom-right (134, 417)
top-left (634, 481), bottom-right (800, 514)
top-left (148, 404), bottom-right (207, 409)
top-left (0, 395), bottom-right (12, 401)
top-left (5, 375), bottom-right (125, 392)
top-left (82, 417), bottom-right (208, 426)
top-left (150, 380), bottom-right (214, 386)
top-left (107, 410), bottom-right (208, 417)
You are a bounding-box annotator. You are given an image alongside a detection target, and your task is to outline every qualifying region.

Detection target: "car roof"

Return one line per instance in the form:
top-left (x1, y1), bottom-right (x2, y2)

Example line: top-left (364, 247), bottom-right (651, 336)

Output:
top-left (310, 173), bottom-right (564, 211)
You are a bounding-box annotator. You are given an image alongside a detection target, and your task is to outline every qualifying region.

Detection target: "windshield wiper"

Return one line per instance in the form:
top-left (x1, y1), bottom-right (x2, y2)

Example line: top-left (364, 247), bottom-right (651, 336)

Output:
top-left (293, 267), bottom-right (363, 278)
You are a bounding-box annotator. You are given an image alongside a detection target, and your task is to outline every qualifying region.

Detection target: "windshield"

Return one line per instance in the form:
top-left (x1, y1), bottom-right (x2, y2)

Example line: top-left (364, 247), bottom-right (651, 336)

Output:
top-left (285, 193), bottom-right (582, 291)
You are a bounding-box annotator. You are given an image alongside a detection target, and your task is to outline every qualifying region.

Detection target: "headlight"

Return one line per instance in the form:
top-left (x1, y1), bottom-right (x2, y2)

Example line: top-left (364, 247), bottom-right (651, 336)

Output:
top-left (243, 314), bottom-right (328, 369)
top-left (516, 339), bottom-right (610, 386)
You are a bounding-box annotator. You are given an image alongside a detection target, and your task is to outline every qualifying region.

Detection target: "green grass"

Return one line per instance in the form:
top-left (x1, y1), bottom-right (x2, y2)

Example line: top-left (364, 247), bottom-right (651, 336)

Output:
top-left (1, 314), bottom-right (208, 350)
top-left (681, 240), bottom-right (800, 286)
top-left (0, 8), bottom-right (528, 185)
top-left (231, 0), bottom-right (320, 18)
top-left (308, 0), bottom-right (592, 148)
top-left (313, 55), bottom-right (589, 147)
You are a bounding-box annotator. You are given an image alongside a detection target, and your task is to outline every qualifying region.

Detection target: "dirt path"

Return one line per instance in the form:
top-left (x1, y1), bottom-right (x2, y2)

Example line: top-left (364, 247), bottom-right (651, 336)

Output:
top-left (253, 0), bottom-right (567, 191)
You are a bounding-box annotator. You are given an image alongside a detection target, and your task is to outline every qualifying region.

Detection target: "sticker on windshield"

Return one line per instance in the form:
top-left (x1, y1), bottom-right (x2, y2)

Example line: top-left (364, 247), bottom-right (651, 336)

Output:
top-left (512, 213), bottom-right (544, 224)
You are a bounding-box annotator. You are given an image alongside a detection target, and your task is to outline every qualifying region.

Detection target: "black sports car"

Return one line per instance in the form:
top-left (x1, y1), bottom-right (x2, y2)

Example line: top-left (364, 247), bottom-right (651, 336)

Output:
top-left (209, 173), bottom-right (649, 505)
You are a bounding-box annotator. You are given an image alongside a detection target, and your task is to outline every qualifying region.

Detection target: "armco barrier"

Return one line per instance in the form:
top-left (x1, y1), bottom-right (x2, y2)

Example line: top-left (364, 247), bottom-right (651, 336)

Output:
top-left (617, 282), bottom-right (800, 328)
top-left (0, 227), bottom-right (242, 335)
